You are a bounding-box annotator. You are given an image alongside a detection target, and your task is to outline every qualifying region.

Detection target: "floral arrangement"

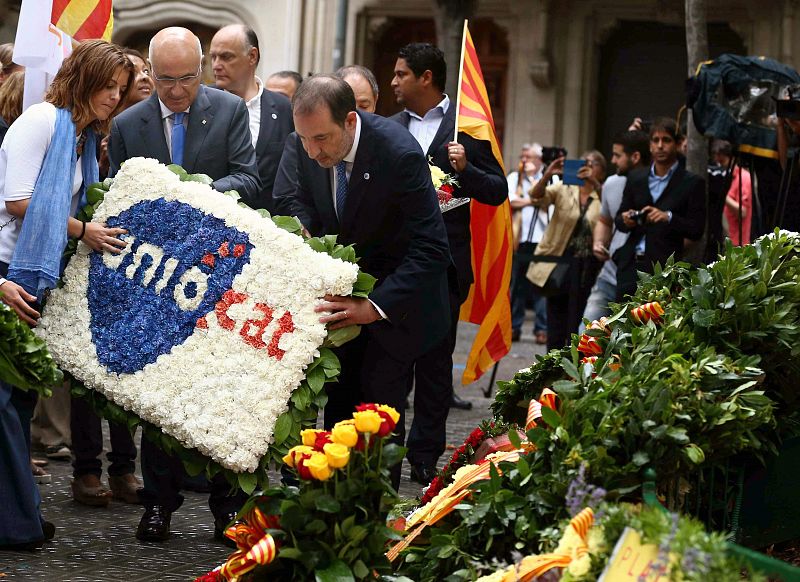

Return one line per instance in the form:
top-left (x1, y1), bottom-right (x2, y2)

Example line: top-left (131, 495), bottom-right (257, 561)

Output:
top-left (194, 403), bottom-right (405, 582)
top-left (393, 231), bottom-right (800, 580)
top-left (428, 157), bottom-right (466, 213)
top-left (36, 158), bottom-right (374, 489)
top-left (0, 300), bottom-right (62, 396)
top-left (419, 419), bottom-right (511, 505)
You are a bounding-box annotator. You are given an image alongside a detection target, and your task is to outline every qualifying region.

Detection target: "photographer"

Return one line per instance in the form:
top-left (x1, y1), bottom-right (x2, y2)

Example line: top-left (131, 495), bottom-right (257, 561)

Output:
top-left (614, 118), bottom-right (705, 300)
top-left (526, 151), bottom-right (605, 350)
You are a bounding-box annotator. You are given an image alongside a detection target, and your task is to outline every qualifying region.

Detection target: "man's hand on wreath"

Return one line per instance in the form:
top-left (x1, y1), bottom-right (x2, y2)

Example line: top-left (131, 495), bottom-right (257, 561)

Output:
top-left (83, 222), bottom-right (128, 254)
top-left (315, 295), bottom-right (381, 330)
top-left (0, 280), bottom-right (40, 326)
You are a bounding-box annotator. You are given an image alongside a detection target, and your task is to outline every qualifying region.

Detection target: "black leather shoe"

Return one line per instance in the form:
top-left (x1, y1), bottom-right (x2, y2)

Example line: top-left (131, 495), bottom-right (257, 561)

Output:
top-left (136, 505), bottom-right (171, 542)
top-left (409, 464), bottom-right (436, 485)
top-left (450, 393), bottom-right (473, 410)
top-left (511, 328), bottom-right (521, 342)
top-left (41, 520), bottom-right (55, 541)
top-left (213, 511), bottom-right (238, 548)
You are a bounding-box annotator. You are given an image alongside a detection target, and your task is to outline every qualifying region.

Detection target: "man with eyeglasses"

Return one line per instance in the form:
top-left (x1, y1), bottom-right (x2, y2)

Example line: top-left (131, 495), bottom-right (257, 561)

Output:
top-left (109, 26), bottom-right (260, 203)
top-left (108, 26), bottom-right (258, 545)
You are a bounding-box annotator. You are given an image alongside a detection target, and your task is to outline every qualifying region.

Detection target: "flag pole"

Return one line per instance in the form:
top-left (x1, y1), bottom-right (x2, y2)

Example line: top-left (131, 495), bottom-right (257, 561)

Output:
top-left (453, 19), bottom-right (468, 142)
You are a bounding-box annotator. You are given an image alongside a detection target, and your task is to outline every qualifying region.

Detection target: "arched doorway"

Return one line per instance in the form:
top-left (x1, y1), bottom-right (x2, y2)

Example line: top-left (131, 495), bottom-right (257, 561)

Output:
top-left (370, 17), bottom-right (509, 144)
top-left (595, 21), bottom-right (746, 155)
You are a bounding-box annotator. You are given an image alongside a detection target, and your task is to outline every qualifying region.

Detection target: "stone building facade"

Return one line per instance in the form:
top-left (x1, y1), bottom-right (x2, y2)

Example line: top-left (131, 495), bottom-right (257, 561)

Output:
top-left (1, 0), bottom-right (797, 165)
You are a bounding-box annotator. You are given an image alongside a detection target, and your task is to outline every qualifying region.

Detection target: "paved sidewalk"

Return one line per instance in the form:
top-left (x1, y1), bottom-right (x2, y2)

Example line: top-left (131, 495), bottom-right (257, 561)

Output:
top-left (1, 318), bottom-right (546, 581)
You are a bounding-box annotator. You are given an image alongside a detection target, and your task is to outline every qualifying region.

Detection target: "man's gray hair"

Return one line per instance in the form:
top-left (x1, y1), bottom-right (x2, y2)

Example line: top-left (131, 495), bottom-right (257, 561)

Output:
top-left (521, 142), bottom-right (543, 158)
top-left (334, 65), bottom-right (379, 99)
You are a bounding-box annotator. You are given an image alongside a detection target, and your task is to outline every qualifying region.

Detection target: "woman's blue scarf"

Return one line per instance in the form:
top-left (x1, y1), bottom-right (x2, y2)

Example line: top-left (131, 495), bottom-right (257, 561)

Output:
top-left (8, 107), bottom-right (98, 300)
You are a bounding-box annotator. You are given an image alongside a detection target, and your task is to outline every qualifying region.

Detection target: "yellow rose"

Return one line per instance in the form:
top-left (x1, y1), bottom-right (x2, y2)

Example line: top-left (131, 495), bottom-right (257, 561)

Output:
top-left (429, 164), bottom-right (446, 189)
top-left (301, 429), bottom-right (323, 447)
top-left (353, 410), bottom-right (382, 434)
top-left (323, 442), bottom-right (350, 469)
top-left (331, 421), bottom-right (359, 447)
top-left (282, 445), bottom-right (314, 468)
top-left (378, 404), bottom-right (400, 424)
top-left (304, 452), bottom-right (332, 481)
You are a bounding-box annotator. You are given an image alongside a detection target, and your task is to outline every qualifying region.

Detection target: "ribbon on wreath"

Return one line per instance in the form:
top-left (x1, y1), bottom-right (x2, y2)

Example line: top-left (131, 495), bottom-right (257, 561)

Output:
top-left (525, 387), bottom-right (558, 431)
top-left (577, 317), bottom-right (611, 357)
top-left (630, 301), bottom-right (664, 325)
top-left (220, 507), bottom-right (280, 580)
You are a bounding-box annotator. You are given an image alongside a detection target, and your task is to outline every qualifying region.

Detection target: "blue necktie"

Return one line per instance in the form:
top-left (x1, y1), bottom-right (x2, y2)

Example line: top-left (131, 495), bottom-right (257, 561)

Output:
top-left (335, 161), bottom-right (348, 218)
top-left (171, 112), bottom-right (185, 166)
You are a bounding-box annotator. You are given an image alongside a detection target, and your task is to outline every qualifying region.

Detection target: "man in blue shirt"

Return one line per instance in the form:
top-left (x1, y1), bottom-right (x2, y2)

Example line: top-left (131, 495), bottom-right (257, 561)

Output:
top-left (614, 118), bottom-right (705, 300)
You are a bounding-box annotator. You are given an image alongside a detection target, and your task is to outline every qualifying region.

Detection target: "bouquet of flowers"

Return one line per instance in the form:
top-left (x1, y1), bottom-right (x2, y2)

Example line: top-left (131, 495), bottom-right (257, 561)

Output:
top-left (429, 158), bottom-right (467, 213)
top-left (196, 403), bottom-right (405, 582)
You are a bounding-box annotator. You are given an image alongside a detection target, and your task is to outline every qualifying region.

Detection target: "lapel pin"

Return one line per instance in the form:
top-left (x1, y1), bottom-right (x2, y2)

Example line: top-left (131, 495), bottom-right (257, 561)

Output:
top-left (364, 173), bottom-right (370, 180)
top-left (202, 119), bottom-right (207, 125)
top-left (271, 113), bottom-right (278, 119)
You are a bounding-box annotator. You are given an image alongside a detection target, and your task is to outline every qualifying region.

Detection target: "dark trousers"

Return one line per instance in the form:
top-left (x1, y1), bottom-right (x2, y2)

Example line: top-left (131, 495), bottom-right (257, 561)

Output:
top-left (324, 327), bottom-right (413, 490)
top-left (70, 395), bottom-right (137, 478)
top-left (405, 292), bottom-right (461, 470)
top-left (546, 256), bottom-right (599, 351)
top-left (138, 435), bottom-right (247, 518)
top-left (616, 256), bottom-right (654, 303)
top-left (511, 243), bottom-right (547, 333)
top-left (0, 383), bottom-right (43, 544)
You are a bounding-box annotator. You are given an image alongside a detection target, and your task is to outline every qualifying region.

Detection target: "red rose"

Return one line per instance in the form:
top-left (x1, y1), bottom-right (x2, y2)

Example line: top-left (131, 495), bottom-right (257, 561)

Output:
top-left (194, 570), bottom-right (224, 582)
top-left (296, 454), bottom-right (313, 479)
top-left (376, 410), bottom-right (397, 437)
top-left (356, 403), bottom-right (378, 412)
top-left (313, 432), bottom-right (332, 451)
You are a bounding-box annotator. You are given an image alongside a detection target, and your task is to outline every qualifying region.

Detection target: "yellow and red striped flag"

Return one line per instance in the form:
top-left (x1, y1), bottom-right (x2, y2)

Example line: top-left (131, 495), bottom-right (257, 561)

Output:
top-left (455, 21), bottom-right (513, 384)
top-left (51, 0), bottom-right (113, 40)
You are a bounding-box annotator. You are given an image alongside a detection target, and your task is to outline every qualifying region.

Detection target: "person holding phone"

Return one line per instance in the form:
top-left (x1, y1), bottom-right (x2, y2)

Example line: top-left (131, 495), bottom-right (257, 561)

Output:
top-left (526, 151), bottom-right (606, 350)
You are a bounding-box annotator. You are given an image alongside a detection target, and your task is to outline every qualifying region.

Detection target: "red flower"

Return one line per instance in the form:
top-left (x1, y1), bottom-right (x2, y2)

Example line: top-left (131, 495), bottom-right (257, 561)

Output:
top-left (296, 454), bottom-right (314, 479)
top-left (313, 431), bottom-right (332, 451)
top-left (465, 427), bottom-right (485, 448)
top-left (420, 476), bottom-right (444, 505)
top-left (194, 570), bottom-right (224, 582)
top-left (356, 403), bottom-right (378, 412)
top-left (376, 410), bottom-right (397, 437)
top-left (201, 253), bottom-right (215, 268)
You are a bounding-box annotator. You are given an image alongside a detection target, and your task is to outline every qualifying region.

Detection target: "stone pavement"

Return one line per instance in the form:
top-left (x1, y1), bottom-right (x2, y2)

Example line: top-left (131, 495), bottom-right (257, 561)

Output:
top-left (1, 317), bottom-right (546, 581)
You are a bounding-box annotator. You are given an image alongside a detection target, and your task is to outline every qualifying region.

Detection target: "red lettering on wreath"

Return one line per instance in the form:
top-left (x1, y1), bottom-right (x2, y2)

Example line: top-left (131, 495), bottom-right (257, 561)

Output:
top-left (240, 303), bottom-right (274, 349)
top-left (215, 290), bottom-right (247, 330)
top-left (267, 311), bottom-right (295, 360)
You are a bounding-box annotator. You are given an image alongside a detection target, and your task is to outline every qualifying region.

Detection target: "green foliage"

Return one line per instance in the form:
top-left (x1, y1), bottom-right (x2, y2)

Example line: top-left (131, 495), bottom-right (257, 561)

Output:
top-left (241, 440), bottom-right (404, 581)
top-left (0, 302), bottom-right (63, 396)
top-left (396, 230), bottom-right (800, 580)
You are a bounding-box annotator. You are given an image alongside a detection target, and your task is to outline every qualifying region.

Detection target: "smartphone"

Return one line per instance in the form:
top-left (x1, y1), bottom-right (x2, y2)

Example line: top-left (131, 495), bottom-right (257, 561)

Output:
top-left (562, 159), bottom-right (585, 186)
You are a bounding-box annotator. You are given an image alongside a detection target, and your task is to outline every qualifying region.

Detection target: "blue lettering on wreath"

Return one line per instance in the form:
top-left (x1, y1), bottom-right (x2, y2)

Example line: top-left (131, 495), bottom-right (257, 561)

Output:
top-left (88, 199), bottom-right (252, 374)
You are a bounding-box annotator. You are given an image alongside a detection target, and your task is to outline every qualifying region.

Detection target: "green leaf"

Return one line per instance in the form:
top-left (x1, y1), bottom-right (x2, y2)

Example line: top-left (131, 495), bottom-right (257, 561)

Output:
top-left (684, 443), bottom-right (706, 464)
top-left (323, 325), bottom-right (362, 348)
top-left (352, 271), bottom-right (377, 297)
top-left (314, 494), bottom-right (341, 513)
top-left (273, 412), bottom-right (293, 444)
top-left (306, 366), bottom-right (326, 394)
top-left (507, 428), bottom-right (521, 449)
top-left (224, 190), bottom-right (242, 201)
top-left (632, 451), bottom-right (650, 466)
top-left (166, 163), bottom-right (187, 176)
top-left (237, 471), bottom-right (258, 494)
top-left (315, 559), bottom-right (355, 582)
top-left (183, 172), bottom-right (213, 185)
top-left (380, 443), bottom-right (407, 469)
top-left (272, 215), bottom-right (304, 235)
top-left (540, 405), bottom-right (561, 428)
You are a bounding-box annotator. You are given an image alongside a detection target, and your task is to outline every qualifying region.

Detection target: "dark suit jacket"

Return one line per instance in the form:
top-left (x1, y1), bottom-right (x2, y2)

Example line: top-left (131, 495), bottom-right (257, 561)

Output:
top-left (108, 85), bottom-right (261, 201)
top-left (613, 165), bottom-right (705, 294)
top-left (389, 106), bottom-right (507, 302)
top-left (290, 111), bottom-right (452, 359)
top-left (271, 131), bottom-right (304, 219)
top-left (247, 89), bottom-right (294, 211)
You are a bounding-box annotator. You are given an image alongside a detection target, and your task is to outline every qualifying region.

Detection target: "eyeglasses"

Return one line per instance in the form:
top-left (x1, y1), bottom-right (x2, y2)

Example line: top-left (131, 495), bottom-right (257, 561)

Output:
top-left (152, 65), bottom-right (201, 87)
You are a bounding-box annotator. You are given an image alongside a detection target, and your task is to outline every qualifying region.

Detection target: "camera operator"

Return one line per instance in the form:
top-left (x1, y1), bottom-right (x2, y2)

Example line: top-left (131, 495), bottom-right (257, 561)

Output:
top-left (614, 117), bottom-right (705, 301)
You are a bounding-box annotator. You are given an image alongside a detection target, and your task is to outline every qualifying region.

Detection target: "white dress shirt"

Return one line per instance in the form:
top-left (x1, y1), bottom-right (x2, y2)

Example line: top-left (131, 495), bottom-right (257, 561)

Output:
top-left (245, 76), bottom-right (264, 148)
top-left (406, 94), bottom-right (449, 153)
top-left (330, 113), bottom-right (361, 214)
top-left (158, 99), bottom-right (190, 160)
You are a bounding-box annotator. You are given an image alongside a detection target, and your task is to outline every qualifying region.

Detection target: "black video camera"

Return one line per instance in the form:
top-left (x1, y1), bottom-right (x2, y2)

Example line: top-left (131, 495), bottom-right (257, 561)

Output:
top-left (630, 210), bottom-right (647, 225)
top-left (541, 146), bottom-right (567, 167)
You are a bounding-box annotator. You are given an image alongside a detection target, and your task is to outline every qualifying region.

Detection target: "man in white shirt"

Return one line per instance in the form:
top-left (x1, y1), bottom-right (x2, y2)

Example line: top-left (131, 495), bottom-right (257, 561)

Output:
top-left (509, 143), bottom-right (550, 344)
top-left (210, 24), bottom-right (294, 212)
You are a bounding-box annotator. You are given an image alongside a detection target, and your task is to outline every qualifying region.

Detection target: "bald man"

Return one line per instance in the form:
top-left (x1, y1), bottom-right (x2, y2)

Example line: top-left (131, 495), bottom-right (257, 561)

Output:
top-left (210, 25), bottom-right (293, 212)
top-left (110, 26), bottom-right (260, 202)
top-left (109, 27), bottom-right (256, 544)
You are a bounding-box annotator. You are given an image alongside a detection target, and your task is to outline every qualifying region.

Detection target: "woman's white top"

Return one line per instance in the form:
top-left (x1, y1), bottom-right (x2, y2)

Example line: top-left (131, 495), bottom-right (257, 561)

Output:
top-left (0, 102), bottom-right (83, 264)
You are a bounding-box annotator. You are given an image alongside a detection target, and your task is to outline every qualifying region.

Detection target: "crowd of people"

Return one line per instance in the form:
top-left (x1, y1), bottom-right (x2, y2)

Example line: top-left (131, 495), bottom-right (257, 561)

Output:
top-left (0, 21), bottom-right (787, 555)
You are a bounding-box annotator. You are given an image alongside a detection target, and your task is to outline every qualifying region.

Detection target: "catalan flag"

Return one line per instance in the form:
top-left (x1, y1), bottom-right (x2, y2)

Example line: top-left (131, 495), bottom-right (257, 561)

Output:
top-left (455, 21), bottom-right (513, 384)
top-left (51, 0), bottom-right (113, 41)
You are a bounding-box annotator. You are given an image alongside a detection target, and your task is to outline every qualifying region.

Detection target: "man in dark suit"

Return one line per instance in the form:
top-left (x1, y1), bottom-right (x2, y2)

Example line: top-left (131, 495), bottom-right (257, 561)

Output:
top-left (109, 27), bottom-right (261, 204)
top-left (108, 26), bottom-right (257, 544)
top-left (389, 43), bottom-right (507, 484)
top-left (272, 65), bottom-right (379, 221)
top-left (210, 24), bottom-right (294, 212)
top-left (288, 75), bottom-right (452, 489)
top-left (614, 117), bottom-right (706, 300)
